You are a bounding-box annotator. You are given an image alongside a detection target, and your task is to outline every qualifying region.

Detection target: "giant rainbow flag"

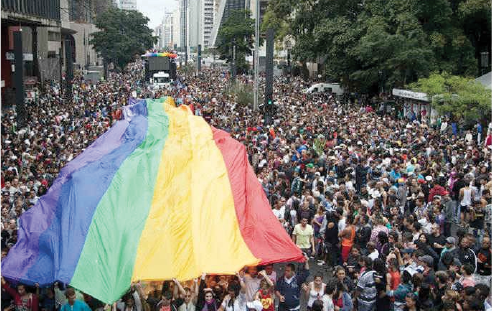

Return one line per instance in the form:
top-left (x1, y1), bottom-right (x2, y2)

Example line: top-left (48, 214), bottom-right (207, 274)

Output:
top-left (1, 97), bottom-right (303, 304)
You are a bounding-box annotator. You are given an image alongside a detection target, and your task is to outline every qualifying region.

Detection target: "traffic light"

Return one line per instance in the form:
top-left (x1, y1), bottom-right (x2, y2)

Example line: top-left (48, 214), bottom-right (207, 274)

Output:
top-left (264, 94), bottom-right (273, 110)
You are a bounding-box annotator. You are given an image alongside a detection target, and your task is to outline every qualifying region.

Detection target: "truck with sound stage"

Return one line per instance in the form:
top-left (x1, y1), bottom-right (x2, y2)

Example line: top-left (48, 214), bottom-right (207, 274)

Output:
top-left (142, 52), bottom-right (177, 90)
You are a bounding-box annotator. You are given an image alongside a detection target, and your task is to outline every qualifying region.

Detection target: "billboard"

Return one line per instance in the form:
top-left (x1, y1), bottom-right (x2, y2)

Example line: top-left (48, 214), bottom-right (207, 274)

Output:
top-left (148, 57), bottom-right (170, 71)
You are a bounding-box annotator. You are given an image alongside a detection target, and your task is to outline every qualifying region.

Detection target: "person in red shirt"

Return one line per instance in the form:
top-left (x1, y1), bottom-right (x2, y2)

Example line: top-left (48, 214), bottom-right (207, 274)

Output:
top-left (1, 277), bottom-right (38, 311)
top-left (428, 178), bottom-right (449, 203)
top-left (485, 132), bottom-right (492, 147)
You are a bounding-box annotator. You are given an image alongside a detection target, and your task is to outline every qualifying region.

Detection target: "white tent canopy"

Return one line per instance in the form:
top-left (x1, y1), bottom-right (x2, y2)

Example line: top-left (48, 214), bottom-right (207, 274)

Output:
top-left (475, 71), bottom-right (491, 89)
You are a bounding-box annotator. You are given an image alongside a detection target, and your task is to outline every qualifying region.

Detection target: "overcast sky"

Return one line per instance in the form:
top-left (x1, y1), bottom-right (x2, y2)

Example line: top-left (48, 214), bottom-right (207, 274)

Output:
top-left (138, 0), bottom-right (178, 29)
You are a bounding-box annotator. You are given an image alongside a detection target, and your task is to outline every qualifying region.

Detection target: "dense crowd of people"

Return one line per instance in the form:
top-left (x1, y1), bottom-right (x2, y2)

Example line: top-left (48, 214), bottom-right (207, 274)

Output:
top-left (1, 61), bottom-right (492, 311)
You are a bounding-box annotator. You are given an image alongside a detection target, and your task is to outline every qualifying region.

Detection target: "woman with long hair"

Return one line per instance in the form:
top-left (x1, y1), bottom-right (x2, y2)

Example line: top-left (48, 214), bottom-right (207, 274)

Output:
top-left (196, 274), bottom-right (220, 311)
top-left (386, 258), bottom-right (401, 306)
top-left (333, 266), bottom-right (354, 294)
top-left (331, 281), bottom-right (353, 311)
top-left (303, 275), bottom-right (326, 311)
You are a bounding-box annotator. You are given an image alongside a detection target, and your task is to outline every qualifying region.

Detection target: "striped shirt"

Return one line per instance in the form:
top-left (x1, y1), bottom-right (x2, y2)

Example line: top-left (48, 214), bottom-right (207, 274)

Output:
top-left (357, 270), bottom-right (377, 307)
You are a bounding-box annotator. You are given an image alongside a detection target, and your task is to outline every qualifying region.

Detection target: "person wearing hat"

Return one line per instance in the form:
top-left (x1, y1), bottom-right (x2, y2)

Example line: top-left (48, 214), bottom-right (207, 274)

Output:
top-left (441, 236), bottom-right (457, 259)
top-left (418, 255), bottom-right (436, 284)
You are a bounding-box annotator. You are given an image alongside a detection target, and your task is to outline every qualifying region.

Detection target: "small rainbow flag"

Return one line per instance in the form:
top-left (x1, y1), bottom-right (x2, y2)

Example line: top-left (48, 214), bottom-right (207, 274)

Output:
top-left (142, 52), bottom-right (178, 58)
top-left (1, 97), bottom-right (303, 304)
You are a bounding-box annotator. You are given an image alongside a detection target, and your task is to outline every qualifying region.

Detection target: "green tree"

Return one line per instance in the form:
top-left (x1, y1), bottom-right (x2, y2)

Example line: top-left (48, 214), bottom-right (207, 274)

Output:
top-left (263, 0), bottom-right (490, 93)
top-left (216, 10), bottom-right (255, 74)
top-left (409, 72), bottom-right (491, 120)
top-left (261, 3), bottom-right (291, 43)
top-left (91, 8), bottom-right (156, 70)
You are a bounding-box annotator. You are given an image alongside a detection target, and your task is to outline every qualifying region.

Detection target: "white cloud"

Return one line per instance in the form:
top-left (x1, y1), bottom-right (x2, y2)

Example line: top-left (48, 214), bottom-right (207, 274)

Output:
top-left (138, 0), bottom-right (178, 29)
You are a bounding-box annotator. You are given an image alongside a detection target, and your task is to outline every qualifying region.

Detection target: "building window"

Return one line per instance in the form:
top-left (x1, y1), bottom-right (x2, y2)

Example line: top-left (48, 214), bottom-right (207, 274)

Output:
top-left (48, 31), bottom-right (61, 41)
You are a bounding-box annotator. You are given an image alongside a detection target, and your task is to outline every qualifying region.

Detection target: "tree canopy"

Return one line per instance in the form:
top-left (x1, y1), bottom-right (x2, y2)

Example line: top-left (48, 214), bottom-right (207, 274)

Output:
top-left (410, 72), bottom-right (491, 121)
top-left (216, 10), bottom-right (255, 74)
top-left (91, 8), bottom-right (156, 70)
top-left (263, 0), bottom-right (491, 93)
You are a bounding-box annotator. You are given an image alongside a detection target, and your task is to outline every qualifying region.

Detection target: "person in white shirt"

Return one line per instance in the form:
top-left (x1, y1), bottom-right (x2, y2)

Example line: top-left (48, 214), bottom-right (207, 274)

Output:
top-left (465, 130), bottom-right (473, 145)
top-left (440, 120), bottom-right (448, 132)
top-left (321, 282), bottom-right (335, 311)
top-left (272, 198), bottom-right (286, 223)
top-left (302, 275), bottom-right (326, 309)
top-left (367, 242), bottom-right (379, 261)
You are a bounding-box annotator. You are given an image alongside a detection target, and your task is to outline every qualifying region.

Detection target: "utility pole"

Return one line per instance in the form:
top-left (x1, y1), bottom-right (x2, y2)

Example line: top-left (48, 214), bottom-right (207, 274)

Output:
top-left (253, 0), bottom-right (260, 111)
top-left (197, 44), bottom-right (202, 72)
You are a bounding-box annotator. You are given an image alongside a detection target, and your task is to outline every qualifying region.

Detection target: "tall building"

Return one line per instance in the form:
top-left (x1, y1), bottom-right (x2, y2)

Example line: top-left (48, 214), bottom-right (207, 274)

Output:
top-left (202, 0), bottom-right (214, 48)
top-left (154, 9), bottom-right (180, 51)
top-left (172, 8), bottom-right (181, 49)
top-left (188, 0), bottom-right (215, 53)
top-left (179, 0), bottom-right (188, 52)
top-left (154, 24), bottom-right (164, 49)
top-left (210, 0), bottom-right (246, 47)
top-left (162, 11), bottom-right (174, 48)
top-left (119, 0), bottom-right (137, 10)
top-left (187, 0), bottom-right (199, 53)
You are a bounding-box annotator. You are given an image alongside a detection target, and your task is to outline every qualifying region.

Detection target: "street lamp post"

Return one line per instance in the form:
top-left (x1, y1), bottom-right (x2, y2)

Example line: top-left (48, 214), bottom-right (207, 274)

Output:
top-left (231, 39), bottom-right (236, 82)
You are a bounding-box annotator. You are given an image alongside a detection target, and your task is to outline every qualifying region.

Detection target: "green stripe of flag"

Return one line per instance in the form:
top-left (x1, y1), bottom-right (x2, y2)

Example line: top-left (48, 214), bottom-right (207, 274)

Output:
top-left (70, 98), bottom-right (170, 303)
